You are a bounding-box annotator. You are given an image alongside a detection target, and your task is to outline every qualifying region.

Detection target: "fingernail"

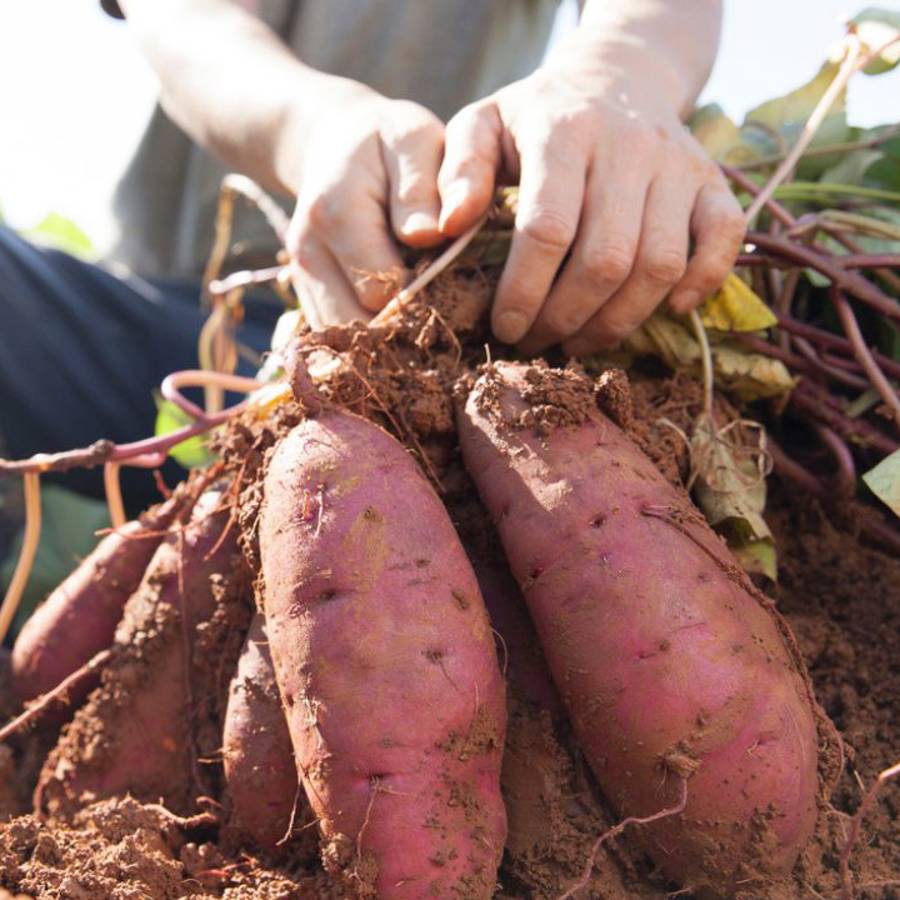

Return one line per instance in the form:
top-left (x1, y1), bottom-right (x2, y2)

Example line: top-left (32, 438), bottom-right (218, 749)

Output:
top-left (493, 310), bottom-right (529, 344)
top-left (671, 289), bottom-right (700, 314)
top-left (439, 181), bottom-right (470, 231)
top-left (402, 210), bottom-right (439, 236)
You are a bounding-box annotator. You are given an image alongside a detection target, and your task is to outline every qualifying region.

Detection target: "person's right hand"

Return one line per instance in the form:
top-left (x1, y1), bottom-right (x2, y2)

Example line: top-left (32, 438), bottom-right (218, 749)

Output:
top-left (284, 81), bottom-right (446, 328)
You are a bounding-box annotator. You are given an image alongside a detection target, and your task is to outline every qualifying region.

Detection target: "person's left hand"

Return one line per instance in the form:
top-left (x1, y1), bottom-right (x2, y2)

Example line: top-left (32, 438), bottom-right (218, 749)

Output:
top-left (437, 57), bottom-right (745, 356)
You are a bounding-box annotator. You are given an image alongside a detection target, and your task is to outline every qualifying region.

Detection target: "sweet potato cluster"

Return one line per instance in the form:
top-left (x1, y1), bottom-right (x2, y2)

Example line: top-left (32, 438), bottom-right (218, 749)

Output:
top-left (8, 285), bottom-right (835, 899)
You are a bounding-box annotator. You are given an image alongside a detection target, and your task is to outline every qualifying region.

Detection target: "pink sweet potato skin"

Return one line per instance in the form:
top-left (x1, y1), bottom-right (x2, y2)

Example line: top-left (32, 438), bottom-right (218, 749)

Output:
top-left (38, 489), bottom-right (243, 815)
top-left (223, 612), bottom-right (300, 851)
top-left (11, 495), bottom-right (182, 708)
top-left (260, 411), bottom-right (506, 899)
top-left (457, 362), bottom-right (820, 892)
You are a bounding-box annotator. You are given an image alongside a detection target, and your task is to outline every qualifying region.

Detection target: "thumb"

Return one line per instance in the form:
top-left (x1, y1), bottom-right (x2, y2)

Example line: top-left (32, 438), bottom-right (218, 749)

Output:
top-left (438, 100), bottom-right (502, 236)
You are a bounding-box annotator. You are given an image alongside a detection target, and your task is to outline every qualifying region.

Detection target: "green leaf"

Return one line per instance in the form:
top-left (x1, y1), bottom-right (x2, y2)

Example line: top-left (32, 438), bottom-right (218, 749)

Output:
top-left (153, 394), bottom-right (215, 469)
top-left (851, 8), bottom-right (900, 74)
top-left (744, 60), bottom-right (850, 160)
top-left (690, 104), bottom-right (753, 163)
top-left (862, 449), bottom-right (900, 517)
top-left (819, 147), bottom-right (885, 186)
top-left (24, 212), bottom-right (94, 259)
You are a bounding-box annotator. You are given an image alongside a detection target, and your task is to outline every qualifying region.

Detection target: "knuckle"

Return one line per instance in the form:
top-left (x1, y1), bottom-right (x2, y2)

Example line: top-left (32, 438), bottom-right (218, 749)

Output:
top-left (305, 193), bottom-right (338, 231)
top-left (710, 206), bottom-right (746, 241)
top-left (625, 121), bottom-right (659, 158)
top-left (582, 241), bottom-right (635, 285)
top-left (641, 248), bottom-right (687, 285)
top-left (521, 209), bottom-right (576, 252)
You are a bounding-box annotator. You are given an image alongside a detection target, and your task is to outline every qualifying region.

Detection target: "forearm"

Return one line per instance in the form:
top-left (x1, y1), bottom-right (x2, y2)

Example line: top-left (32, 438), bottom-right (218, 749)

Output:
top-left (558, 0), bottom-right (723, 117)
top-left (119, 0), bottom-right (362, 194)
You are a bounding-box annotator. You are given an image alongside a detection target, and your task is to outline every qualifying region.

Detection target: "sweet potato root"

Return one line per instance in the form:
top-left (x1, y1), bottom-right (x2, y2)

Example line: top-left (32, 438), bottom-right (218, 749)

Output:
top-left (223, 612), bottom-right (300, 851)
top-left (259, 408), bottom-right (506, 899)
top-left (457, 361), bottom-right (823, 893)
top-left (11, 493), bottom-right (183, 711)
top-left (37, 488), bottom-right (247, 816)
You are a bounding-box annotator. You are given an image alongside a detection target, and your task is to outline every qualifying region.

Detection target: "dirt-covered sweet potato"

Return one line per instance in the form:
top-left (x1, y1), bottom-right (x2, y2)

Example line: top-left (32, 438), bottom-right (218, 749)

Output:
top-left (223, 612), bottom-right (300, 851)
top-left (11, 494), bottom-right (183, 710)
top-left (456, 361), bottom-right (823, 894)
top-left (259, 409), bottom-right (507, 899)
top-left (37, 488), bottom-right (248, 816)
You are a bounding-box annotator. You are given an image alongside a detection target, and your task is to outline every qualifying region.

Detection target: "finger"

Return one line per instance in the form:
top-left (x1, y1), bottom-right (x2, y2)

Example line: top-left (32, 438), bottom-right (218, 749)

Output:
top-left (563, 173), bottom-right (694, 356)
top-left (303, 188), bottom-right (408, 313)
top-left (491, 129), bottom-right (585, 344)
top-left (382, 105), bottom-right (445, 248)
top-left (668, 181), bottom-right (745, 314)
top-left (517, 161), bottom-right (649, 354)
top-left (438, 101), bottom-right (503, 236)
top-left (288, 233), bottom-right (370, 330)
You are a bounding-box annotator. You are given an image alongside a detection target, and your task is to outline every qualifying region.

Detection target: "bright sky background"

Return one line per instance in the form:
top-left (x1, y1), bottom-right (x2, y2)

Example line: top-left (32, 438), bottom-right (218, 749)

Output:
top-left (1, 0), bottom-right (898, 248)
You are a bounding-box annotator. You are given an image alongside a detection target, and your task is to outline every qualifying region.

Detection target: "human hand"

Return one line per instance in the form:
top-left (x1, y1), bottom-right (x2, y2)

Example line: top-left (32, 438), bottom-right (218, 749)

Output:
top-left (284, 81), bottom-right (445, 327)
top-left (438, 56), bottom-right (744, 355)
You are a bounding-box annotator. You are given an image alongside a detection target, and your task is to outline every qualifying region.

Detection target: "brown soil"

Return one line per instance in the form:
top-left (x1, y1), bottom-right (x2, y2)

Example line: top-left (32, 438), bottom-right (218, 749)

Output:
top-left (0, 269), bottom-right (896, 899)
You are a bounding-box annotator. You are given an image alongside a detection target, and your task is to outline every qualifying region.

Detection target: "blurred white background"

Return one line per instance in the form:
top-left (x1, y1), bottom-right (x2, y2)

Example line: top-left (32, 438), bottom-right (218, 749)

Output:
top-left (1, 0), bottom-right (898, 250)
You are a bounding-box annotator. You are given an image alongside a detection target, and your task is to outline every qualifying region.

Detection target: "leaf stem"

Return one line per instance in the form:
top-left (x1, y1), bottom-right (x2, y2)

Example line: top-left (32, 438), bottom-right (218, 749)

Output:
top-left (104, 462), bottom-right (126, 530)
top-left (0, 472), bottom-right (42, 644)
top-left (745, 36), bottom-right (862, 225)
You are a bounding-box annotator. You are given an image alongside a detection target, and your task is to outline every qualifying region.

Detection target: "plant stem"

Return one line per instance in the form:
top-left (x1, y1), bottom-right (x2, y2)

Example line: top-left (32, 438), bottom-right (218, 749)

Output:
top-left (688, 310), bottom-right (714, 419)
top-left (745, 36), bottom-right (862, 225)
top-left (734, 125), bottom-right (900, 171)
top-left (0, 649), bottom-right (112, 744)
top-left (840, 761), bottom-right (900, 900)
top-left (830, 287), bottom-right (900, 427)
top-left (774, 181), bottom-right (900, 206)
top-left (747, 232), bottom-right (900, 321)
top-left (792, 382), bottom-right (898, 455)
top-left (774, 314), bottom-right (900, 380)
top-left (813, 423), bottom-right (857, 496)
top-left (722, 165), bottom-right (796, 227)
top-left (104, 462), bottom-right (126, 530)
top-left (0, 472), bottom-right (41, 644)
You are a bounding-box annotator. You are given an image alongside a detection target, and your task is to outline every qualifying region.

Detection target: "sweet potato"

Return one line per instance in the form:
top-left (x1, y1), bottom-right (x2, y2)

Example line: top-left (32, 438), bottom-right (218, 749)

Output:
top-left (11, 494), bottom-right (183, 709)
top-left (456, 361), bottom-right (822, 893)
top-left (38, 488), bottom-right (246, 816)
top-left (223, 612), bottom-right (300, 851)
top-left (259, 409), bottom-right (506, 899)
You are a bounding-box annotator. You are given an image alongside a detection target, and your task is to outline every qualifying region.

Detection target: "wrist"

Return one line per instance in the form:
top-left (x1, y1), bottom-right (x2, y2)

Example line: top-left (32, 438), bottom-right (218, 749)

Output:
top-left (542, 28), bottom-right (694, 119)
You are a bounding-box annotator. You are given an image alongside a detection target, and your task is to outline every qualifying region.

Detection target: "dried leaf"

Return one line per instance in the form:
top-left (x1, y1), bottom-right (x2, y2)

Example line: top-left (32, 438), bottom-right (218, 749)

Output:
top-left (862, 449), bottom-right (900, 517)
top-left (691, 415), bottom-right (777, 582)
top-left (622, 315), bottom-right (795, 401)
top-left (732, 539), bottom-right (778, 583)
top-left (701, 273), bottom-right (777, 333)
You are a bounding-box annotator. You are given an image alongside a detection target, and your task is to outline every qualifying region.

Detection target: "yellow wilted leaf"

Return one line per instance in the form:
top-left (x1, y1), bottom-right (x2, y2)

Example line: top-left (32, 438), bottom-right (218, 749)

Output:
top-left (622, 313), bottom-right (795, 401)
top-left (701, 274), bottom-right (777, 333)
